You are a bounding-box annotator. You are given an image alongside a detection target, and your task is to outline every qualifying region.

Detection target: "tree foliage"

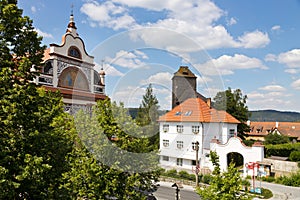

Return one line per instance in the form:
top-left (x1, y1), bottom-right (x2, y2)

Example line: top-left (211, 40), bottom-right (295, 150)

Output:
top-left (135, 84), bottom-right (160, 150)
top-left (70, 99), bottom-right (160, 199)
top-left (213, 88), bottom-right (250, 136)
top-left (197, 151), bottom-right (251, 200)
top-left (0, 1), bottom-right (79, 198)
top-left (264, 132), bottom-right (290, 145)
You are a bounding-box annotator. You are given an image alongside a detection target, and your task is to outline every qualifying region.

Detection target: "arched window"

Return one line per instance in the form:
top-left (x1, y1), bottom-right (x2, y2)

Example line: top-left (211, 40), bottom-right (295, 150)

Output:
top-left (43, 60), bottom-right (53, 74)
top-left (68, 46), bottom-right (81, 59)
top-left (58, 67), bottom-right (89, 91)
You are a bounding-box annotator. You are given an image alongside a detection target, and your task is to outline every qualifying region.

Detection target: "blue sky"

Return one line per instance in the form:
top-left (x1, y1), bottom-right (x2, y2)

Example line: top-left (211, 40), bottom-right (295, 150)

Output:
top-left (18, 0), bottom-right (300, 112)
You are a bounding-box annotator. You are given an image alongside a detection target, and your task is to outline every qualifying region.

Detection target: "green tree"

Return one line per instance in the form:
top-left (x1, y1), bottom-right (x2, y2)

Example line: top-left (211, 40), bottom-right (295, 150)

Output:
top-left (197, 151), bottom-right (251, 200)
top-left (0, 1), bottom-right (80, 198)
top-left (70, 99), bottom-right (160, 199)
top-left (264, 131), bottom-right (290, 145)
top-left (214, 88), bottom-right (250, 137)
top-left (136, 84), bottom-right (160, 150)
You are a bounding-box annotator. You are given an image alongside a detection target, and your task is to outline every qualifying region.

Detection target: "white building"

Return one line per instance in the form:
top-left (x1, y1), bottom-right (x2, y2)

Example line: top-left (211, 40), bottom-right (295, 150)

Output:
top-left (158, 97), bottom-right (240, 173)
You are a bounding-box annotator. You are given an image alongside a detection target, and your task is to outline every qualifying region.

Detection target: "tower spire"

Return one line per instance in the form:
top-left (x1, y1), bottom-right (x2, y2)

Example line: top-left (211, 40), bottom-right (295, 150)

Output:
top-left (66, 3), bottom-right (78, 35)
top-left (71, 3), bottom-right (74, 16)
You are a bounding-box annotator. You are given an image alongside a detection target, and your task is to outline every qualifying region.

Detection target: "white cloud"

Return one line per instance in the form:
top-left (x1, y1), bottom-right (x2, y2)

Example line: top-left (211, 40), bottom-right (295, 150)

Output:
top-left (94, 62), bottom-right (123, 76)
top-left (264, 54), bottom-right (277, 62)
top-left (111, 85), bottom-right (145, 107)
top-left (247, 91), bottom-right (292, 111)
top-left (35, 28), bottom-right (53, 38)
top-left (31, 6), bottom-right (36, 13)
top-left (197, 54), bottom-right (268, 76)
top-left (140, 72), bottom-right (172, 87)
top-left (226, 17), bottom-right (237, 26)
top-left (81, 0), bottom-right (270, 50)
top-left (238, 30), bottom-right (270, 48)
top-left (105, 50), bottom-right (149, 69)
top-left (271, 25), bottom-right (281, 31)
top-left (80, 1), bottom-right (136, 30)
top-left (291, 79), bottom-right (300, 90)
top-left (259, 85), bottom-right (286, 92)
top-left (278, 49), bottom-right (300, 68)
top-left (285, 68), bottom-right (300, 74)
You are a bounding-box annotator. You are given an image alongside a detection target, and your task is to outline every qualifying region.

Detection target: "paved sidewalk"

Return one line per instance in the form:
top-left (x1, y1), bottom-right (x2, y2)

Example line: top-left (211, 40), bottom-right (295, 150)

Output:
top-left (158, 181), bottom-right (196, 192)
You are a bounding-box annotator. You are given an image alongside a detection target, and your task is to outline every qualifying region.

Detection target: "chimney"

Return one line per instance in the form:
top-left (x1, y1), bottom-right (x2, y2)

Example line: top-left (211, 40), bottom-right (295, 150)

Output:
top-left (275, 122), bottom-right (279, 128)
top-left (247, 120), bottom-right (251, 126)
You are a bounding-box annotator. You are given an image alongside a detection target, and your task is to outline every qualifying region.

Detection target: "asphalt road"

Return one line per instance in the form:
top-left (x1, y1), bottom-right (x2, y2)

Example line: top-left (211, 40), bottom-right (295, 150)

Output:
top-left (154, 180), bottom-right (300, 200)
top-left (257, 180), bottom-right (300, 200)
top-left (153, 182), bottom-right (200, 200)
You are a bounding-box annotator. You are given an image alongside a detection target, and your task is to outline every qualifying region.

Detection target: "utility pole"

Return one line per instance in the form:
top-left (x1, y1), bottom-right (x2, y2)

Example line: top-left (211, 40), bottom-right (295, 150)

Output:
top-left (195, 141), bottom-right (199, 187)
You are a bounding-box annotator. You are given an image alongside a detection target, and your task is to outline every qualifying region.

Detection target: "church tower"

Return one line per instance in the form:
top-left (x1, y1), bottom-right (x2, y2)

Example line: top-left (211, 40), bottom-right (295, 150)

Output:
top-left (172, 66), bottom-right (208, 108)
top-left (36, 13), bottom-right (107, 113)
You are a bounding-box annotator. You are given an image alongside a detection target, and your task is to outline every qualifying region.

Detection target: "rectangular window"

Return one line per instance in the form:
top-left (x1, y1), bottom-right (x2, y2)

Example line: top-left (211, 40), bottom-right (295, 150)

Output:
top-left (191, 160), bottom-right (196, 166)
top-left (192, 142), bottom-right (199, 151)
top-left (177, 141), bottom-right (184, 149)
top-left (192, 125), bottom-right (200, 134)
top-left (229, 129), bottom-right (235, 137)
top-left (162, 156), bottom-right (169, 161)
top-left (163, 139), bottom-right (169, 147)
top-left (163, 124), bottom-right (169, 132)
top-left (177, 125), bottom-right (183, 133)
top-left (176, 158), bottom-right (183, 166)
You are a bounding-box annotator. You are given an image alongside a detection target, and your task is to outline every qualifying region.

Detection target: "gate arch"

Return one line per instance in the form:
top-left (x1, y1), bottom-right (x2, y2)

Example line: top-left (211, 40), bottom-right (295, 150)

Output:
top-left (210, 137), bottom-right (264, 176)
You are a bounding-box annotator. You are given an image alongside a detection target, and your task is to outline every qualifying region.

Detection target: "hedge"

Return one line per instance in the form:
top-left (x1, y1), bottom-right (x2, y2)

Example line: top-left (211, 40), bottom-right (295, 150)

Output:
top-left (265, 143), bottom-right (300, 158)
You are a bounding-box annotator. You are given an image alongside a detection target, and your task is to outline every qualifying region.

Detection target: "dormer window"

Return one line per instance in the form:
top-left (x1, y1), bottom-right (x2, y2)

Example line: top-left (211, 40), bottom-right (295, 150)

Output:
top-left (68, 46), bottom-right (81, 59)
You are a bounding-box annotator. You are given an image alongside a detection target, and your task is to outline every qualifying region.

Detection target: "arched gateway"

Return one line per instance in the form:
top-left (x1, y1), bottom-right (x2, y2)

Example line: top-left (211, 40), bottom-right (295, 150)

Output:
top-left (210, 137), bottom-right (264, 177)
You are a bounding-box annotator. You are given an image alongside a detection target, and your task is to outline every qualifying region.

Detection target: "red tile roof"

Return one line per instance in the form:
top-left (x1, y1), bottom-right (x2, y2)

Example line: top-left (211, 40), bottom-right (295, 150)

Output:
top-left (246, 121), bottom-right (300, 140)
top-left (158, 98), bottom-right (240, 123)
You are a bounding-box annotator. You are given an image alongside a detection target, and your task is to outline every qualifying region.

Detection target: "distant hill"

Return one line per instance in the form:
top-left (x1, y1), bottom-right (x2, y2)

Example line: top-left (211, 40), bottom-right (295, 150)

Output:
top-left (249, 110), bottom-right (300, 122)
top-left (129, 108), bottom-right (300, 122)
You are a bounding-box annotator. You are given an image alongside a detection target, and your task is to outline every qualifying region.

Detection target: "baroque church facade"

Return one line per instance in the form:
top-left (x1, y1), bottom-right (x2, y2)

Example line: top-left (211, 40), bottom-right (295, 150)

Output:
top-left (33, 14), bottom-right (107, 113)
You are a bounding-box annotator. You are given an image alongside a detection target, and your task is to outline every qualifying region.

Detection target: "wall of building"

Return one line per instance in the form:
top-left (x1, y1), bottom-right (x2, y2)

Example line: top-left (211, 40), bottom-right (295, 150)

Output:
top-left (159, 121), bottom-right (238, 172)
top-left (263, 158), bottom-right (299, 177)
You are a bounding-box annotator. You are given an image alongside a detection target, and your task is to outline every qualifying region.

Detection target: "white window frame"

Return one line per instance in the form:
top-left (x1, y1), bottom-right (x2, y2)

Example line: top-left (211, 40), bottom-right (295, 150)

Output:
top-left (177, 141), bottom-right (183, 149)
top-left (192, 125), bottom-right (200, 134)
top-left (229, 129), bottom-right (235, 137)
top-left (163, 124), bottom-right (169, 132)
top-left (176, 158), bottom-right (183, 166)
top-left (162, 156), bottom-right (169, 161)
top-left (163, 139), bottom-right (169, 147)
top-left (192, 142), bottom-right (198, 150)
top-left (177, 125), bottom-right (183, 133)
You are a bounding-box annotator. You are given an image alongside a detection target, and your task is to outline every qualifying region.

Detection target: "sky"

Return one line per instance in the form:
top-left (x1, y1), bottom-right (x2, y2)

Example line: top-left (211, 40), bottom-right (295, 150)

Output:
top-left (18, 0), bottom-right (300, 112)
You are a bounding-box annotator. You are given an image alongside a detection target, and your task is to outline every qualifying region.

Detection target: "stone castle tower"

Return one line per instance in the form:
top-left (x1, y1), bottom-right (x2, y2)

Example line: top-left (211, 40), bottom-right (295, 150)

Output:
top-left (172, 66), bottom-right (209, 108)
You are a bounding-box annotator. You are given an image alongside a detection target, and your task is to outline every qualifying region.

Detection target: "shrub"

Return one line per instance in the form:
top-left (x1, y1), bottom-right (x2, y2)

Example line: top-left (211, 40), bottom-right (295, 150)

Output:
top-left (261, 188), bottom-right (273, 199)
top-left (178, 170), bottom-right (193, 180)
top-left (164, 169), bottom-right (178, 178)
top-left (289, 151), bottom-right (300, 162)
top-left (202, 174), bottom-right (212, 184)
top-left (275, 171), bottom-right (300, 187)
top-left (265, 143), bottom-right (300, 157)
top-left (261, 176), bottom-right (275, 183)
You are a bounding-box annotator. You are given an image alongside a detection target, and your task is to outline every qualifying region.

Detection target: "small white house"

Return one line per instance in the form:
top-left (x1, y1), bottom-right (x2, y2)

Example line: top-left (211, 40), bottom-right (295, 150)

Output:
top-left (158, 97), bottom-right (240, 173)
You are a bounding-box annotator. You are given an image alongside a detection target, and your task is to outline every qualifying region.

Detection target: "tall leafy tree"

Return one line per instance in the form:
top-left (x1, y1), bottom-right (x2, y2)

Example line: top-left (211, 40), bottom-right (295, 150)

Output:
top-left (136, 84), bottom-right (160, 150)
top-left (0, 1), bottom-right (78, 198)
top-left (197, 151), bottom-right (251, 200)
top-left (70, 99), bottom-right (160, 199)
top-left (214, 88), bottom-right (250, 137)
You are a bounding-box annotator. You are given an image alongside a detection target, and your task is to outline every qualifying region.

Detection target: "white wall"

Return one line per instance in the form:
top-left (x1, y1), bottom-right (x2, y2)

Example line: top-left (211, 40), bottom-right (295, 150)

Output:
top-left (159, 121), bottom-right (239, 172)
